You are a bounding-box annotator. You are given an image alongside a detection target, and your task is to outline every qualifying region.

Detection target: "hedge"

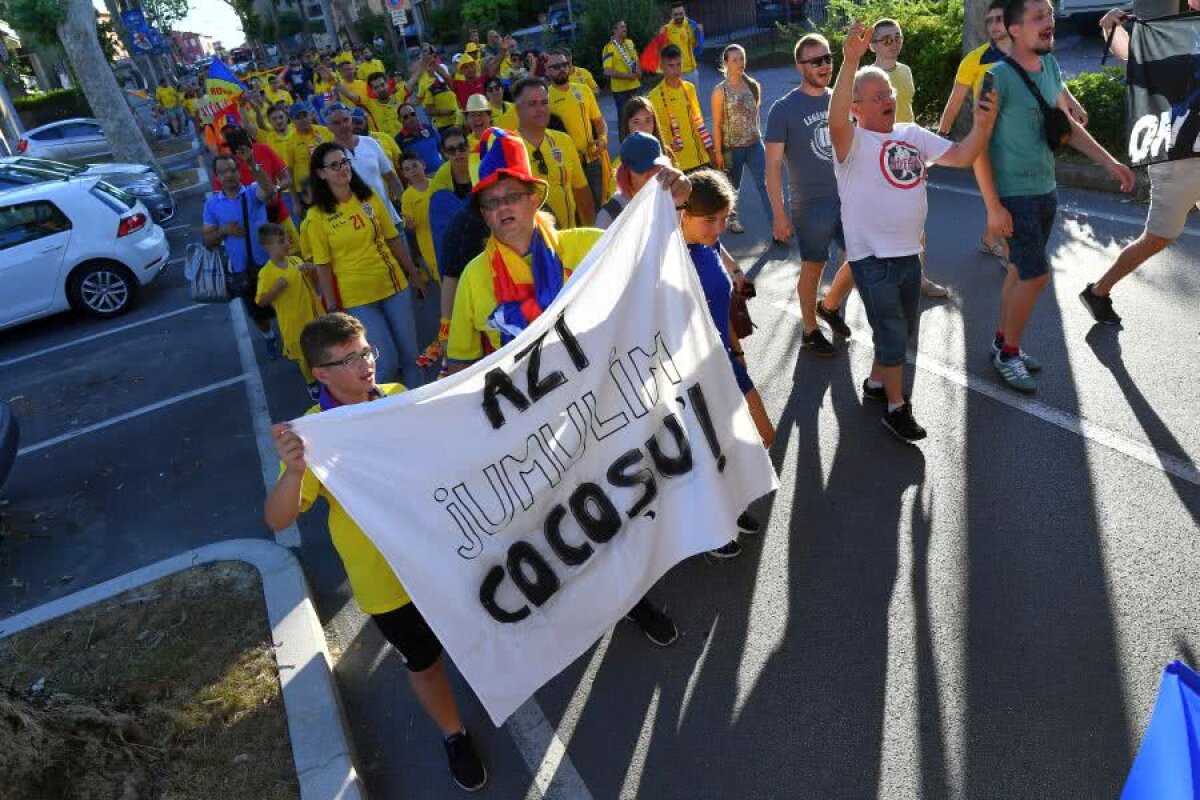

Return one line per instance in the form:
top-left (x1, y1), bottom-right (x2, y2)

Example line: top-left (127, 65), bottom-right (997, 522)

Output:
top-left (575, 0), bottom-right (663, 89)
top-left (1066, 66), bottom-right (1126, 160)
top-left (13, 88), bottom-right (92, 129)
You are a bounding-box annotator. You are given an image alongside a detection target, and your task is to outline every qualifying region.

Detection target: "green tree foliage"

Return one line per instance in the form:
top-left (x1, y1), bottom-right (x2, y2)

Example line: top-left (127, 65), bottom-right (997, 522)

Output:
top-left (783, 0), bottom-right (964, 124)
top-left (576, 0), bottom-right (662, 88)
top-left (426, 0), bottom-right (463, 46)
top-left (462, 0), bottom-right (519, 29)
top-left (221, 0), bottom-right (263, 43)
top-left (0, 0), bottom-right (66, 47)
top-left (143, 0), bottom-right (191, 34)
top-left (1067, 67), bottom-right (1126, 157)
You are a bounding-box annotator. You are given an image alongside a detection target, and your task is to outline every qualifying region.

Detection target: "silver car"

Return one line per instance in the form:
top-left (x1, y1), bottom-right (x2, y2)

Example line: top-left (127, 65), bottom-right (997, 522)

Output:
top-left (0, 156), bottom-right (175, 222)
top-left (16, 118), bottom-right (112, 161)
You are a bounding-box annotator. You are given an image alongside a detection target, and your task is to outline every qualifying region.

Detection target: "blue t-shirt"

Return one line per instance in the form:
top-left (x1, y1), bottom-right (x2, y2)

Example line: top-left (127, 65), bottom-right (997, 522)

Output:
top-left (396, 126), bottom-right (444, 175)
top-left (988, 55), bottom-right (1066, 198)
top-left (287, 65), bottom-right (313, 97)
top-left (202, 186), bottom-right (269, 274)
top-left (688, 242), bottom-right (733, 348)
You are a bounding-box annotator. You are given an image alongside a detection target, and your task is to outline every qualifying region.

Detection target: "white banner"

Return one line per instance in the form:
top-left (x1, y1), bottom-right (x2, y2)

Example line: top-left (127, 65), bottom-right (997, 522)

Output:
top-left (291, 187), bottom-right (779, 724)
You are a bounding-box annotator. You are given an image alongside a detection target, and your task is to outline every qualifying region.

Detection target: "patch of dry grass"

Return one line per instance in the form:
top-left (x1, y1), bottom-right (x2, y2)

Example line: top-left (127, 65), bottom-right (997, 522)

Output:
top-left (0, 562), bottom-right (299, 800)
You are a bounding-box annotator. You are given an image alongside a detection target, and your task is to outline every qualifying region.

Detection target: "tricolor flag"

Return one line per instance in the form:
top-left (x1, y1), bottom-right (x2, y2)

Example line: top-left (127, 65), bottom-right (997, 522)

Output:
top-left (202, 58), bottom-right (246, 123)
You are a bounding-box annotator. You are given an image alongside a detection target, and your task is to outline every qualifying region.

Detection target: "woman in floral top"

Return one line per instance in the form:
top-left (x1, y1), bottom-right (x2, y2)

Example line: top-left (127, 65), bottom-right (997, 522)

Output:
top-left (711, 44), bottom-right (769, 235)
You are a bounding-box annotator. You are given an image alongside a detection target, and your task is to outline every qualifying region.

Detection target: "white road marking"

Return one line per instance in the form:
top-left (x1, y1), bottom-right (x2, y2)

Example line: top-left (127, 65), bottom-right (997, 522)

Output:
top-left (17, 375), bottom-right (245, 457)
top-left (0, 304), bottom-right (209, 370)
top-left (164, 224), bottom-right (191, 232)
top-left (770, 299), bottom-right (1200, 487)
top-left (229, 301), bottom-right (301, 548)
top-left (617, 686), bottom-right (661, 800)
top-left (509, 698), bottom-right (595, 800)
top-left (928, 181), bottom-right (1200, 237)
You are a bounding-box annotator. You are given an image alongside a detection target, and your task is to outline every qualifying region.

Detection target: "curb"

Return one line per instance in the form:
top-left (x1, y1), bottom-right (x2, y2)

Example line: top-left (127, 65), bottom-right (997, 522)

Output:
top-left (0, 538), bottom-right (367, 800)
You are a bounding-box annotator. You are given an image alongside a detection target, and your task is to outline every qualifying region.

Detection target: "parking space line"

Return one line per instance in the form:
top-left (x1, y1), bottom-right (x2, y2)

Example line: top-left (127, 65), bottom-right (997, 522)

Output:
top-left (17, 375), bottom-right (245, 457)
top-left (0, 304), bottom-right (209, 370)
top-left (769, 299), bottom-right (1200, 486)
top-left (229, 301), bottom-right (301, 548)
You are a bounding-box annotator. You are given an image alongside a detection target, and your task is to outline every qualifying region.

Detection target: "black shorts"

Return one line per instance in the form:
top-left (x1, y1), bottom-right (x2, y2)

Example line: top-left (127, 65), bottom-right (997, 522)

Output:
top-left (371, 602), bottom-right (443, 672)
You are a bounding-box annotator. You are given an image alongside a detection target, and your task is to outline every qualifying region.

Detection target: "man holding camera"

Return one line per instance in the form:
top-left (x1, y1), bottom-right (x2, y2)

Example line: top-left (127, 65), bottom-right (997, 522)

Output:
top-left (973, 0), bottom-right (1133, 393)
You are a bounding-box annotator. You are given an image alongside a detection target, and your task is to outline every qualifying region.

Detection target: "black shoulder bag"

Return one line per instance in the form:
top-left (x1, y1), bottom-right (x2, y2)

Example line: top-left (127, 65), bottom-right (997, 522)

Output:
top-left (1003, 56), bottom-right (1072, 152)
top-left (227, 191), bottom-right (260, 300)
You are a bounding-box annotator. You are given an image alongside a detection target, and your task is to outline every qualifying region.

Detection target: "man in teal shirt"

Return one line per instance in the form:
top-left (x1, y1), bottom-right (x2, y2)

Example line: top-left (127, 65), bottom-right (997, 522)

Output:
top-left (973, 0), bottom-right (1134, 393)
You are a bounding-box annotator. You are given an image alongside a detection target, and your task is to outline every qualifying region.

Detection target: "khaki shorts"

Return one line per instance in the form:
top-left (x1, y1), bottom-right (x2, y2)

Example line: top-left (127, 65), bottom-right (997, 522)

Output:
top-left (1146, 159), bottom-right (1200, 240)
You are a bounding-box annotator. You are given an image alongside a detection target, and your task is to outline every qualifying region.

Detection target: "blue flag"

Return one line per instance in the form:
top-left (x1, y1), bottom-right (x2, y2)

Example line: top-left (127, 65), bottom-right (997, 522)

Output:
top-left (1122, 660), bottom-right (1200, 799)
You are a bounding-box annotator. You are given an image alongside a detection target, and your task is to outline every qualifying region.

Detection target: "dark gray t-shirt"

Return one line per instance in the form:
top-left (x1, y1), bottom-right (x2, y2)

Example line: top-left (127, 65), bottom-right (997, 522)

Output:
top-left (764, 88), bottom-right (838, 209)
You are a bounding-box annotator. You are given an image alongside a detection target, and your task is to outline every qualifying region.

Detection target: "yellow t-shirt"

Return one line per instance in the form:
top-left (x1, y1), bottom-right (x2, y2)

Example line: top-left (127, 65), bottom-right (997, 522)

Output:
top-left (649, 80), bottom-right (709, 171)
top-left (956, 42), bottom-right (1006, 98)
top-left (285, 383), bottom-right (411, 615)
top-left (570, 66), bottom-right (600, 95)
top-left (549, 83), bottom-right (603, 159)
top-left (307, 193), bottom-right (408, 307)
top-left (257, 124), bottom-right (293, 160)
top-left (182, 95), bottom-right (197, 116)
top-left (430, 160), bottom-right (479, 193)
top-left (363, 94), bottom-right (403, 137)
top-left (525, 130), bottom-right (587, 230)
top-left (339, 79), bottom-right (371, 109)
top-left (155, 86), bottom-right (180, 108)
top-left (663, 20), bottom-right (698, 72)
top-left (255, 256), bottom-right (322, 356)
top-left (313, 73), bottom-right (340, 101)
top-left (400, 180), bottom-right (439, 281)
top-left (298, 215), bottom-right (315, 261)
top-left (492, 101), bottom-right (518, 132)
top-left (881, 62), bottom-right (915, 124)
top-left (265, 87), bottom-right (294, 108)
top-left (448, 228), bottom-right (604, 363)
top-left (601, 40), bottom-right (640, 93)
top-left (357, 59), bottom-right (387, 83)
top-left (418, 72), bottom-right (460, 123)
top-left (287, 124), bottom-right (334, 186)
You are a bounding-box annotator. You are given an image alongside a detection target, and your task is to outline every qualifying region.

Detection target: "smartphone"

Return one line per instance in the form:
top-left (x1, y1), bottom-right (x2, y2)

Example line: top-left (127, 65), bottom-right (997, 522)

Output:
top-left (980, 71), bottom-right (996, 102)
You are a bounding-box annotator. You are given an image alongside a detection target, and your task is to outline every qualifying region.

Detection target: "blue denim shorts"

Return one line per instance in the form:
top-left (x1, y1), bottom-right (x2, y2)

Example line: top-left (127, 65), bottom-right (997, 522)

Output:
top-left (791, 200), bottom-right (845, 264)
top-left (1001, 191), bottom-right (1057, 280)
top-left (848, 254), bottom-right (922, 367)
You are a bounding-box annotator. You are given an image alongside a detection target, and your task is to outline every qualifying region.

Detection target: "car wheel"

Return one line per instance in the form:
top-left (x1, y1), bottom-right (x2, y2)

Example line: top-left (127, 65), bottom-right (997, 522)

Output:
top-left (69, 261), bottom-right (137, 319)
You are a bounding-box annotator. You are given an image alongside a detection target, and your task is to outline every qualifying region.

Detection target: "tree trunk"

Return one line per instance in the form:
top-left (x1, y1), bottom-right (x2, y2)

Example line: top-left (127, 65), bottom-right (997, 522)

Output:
top-left (58, 0), bottom-right (159, 171)
top-left (963, 0), bottom-right (990, 53)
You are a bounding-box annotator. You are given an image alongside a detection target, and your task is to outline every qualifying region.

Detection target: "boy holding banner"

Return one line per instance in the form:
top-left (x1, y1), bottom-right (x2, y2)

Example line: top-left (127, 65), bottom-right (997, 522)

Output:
top-left (266, 313), bottom-right (489, 793)
top-left (1080, 1), bottom-right (1200, 325)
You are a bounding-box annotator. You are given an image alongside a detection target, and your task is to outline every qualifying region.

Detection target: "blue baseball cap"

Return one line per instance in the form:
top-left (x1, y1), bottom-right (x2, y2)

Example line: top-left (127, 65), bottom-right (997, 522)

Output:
top-left (620, 131), bottom-right (670, 174)
top-left (290, 101), bottom-right (314, 118)
top-left (350, 107), bottom-right (368, 122)
top-left (323, 101), bottom-right (351, 117)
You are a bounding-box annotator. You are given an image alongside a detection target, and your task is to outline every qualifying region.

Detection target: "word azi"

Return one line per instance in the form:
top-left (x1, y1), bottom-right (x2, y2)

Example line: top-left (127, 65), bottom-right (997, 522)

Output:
top-left (432, 313), bottom-right (729, 623)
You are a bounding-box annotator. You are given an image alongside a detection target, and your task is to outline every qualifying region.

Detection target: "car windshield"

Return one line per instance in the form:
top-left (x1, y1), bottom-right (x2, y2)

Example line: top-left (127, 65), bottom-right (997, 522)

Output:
top-left (10, 157), bottom-right (85, 176)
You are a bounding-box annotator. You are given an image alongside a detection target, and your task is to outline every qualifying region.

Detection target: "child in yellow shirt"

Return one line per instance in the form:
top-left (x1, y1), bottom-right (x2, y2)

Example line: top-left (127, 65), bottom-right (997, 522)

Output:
top-left (255, 223), bottom-right (323, 395)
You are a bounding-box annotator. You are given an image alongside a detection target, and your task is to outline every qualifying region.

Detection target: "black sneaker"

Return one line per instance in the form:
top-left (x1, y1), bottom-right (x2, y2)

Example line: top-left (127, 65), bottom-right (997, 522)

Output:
top-left (736, 511), bottom-right (761, 535)
top-left (816, 298), bottom-right (851, 337)
top-left (444, 730), bottom-right (488, 792)
top-left (626, 600), bottom-right (679, 646)
top-left (707, 540), bottom-right (742, 559)
top-left (881, 403), bottom-right (927, 443)
top-left (1079, 284), bottom-right (1121, 325)
top-left (801, 328), bottom-right (836, 357)
top-left (862, 379), bottom-right (886, 403)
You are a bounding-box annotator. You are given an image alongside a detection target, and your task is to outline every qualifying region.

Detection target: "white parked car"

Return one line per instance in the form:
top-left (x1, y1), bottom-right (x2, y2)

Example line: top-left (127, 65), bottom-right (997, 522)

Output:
top-left (0, 177), bottom-right (170, 330)
top-left (16, 118), bottom-right (110, 161)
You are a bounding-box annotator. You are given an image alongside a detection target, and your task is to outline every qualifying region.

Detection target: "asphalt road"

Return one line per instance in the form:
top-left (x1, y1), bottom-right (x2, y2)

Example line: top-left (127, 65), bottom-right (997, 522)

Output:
top-left (2, 56), bottom-right (1198, 799)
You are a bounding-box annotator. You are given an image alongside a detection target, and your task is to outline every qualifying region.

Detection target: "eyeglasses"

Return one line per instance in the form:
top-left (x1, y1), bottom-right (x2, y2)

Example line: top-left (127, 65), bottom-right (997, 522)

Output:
top-left (322, 158), bottom-right (352, 171)
top-left (872, 34), bottom-right (903, 46)
top-left (486, 84), bottom-right (503, 92)
top-left (547, 62), bottom-right (569, 71)
top-left (444, 142), bottom-right (468, 154)
top-left (799, 53), bottom-right (833, 66)
top-left (531, 148), bottom-right (548, 175)
top-left (317, 345), bottom-right (379, 369)
top-left (861, 90), bottom-right (895, 104)
top-left (400, 111), bottom-right (415, 119)
top-left (479, 190), bottom-right (534, 211)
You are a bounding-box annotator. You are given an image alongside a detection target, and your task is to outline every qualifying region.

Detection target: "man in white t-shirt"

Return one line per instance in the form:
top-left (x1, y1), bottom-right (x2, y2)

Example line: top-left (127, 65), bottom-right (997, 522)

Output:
top-left (325, 102), bottom-right (404, 225)
top-left (830, 21), bottom-right (997, 442)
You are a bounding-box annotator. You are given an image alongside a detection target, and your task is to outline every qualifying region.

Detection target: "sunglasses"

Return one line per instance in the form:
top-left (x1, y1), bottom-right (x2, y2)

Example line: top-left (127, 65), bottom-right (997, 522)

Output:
top-left (486, 84), bottom-right (503, 91)
top-left (478, 190), bottom-right (534, 212)
top-left (400, 111), bottom-right (415, 119)
top-left (531, 148), bottom-right (548, 175)
top-left (799, 53), bottom-right (833, 66)
top-left (444, 142), bottom-right (469, 154)
top-left (872, 34), bottom-right (903, 46)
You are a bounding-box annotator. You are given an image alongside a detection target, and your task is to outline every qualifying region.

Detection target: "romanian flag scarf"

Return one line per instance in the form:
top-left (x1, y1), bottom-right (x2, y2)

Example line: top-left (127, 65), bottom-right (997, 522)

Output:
top-left (486, 214), bottom-right (566, 346)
